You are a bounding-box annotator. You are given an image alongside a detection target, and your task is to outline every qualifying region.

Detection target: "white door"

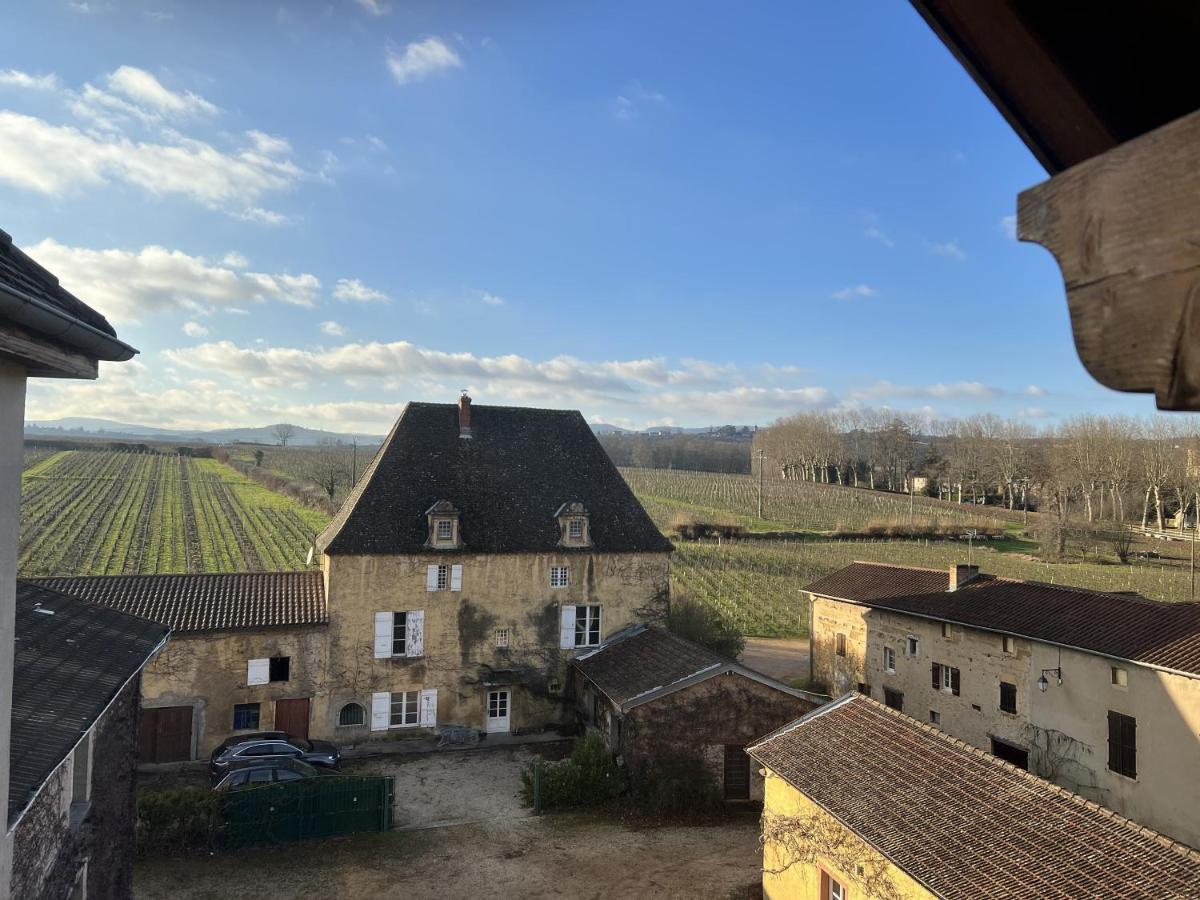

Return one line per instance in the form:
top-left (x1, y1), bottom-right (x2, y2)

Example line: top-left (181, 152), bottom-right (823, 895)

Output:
top-left (485, 690), bottom-right (510, 733)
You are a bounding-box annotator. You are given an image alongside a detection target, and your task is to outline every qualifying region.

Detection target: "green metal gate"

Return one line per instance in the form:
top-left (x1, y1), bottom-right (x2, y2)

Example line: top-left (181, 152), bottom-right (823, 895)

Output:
top-left (219, 775), bottom-right (394, 848)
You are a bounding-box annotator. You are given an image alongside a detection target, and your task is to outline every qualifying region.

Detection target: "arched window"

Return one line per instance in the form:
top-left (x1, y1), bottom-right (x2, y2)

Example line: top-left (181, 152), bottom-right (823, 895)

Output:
top-left (338, 702), bottom-right (365, 727)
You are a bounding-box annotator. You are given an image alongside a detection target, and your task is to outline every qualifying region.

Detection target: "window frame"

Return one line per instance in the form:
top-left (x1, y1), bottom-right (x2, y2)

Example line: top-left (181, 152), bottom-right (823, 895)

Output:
top-left (883, 646), bottom-right (896, 674)
top-left (435, 518), bottom-right (454, 543)
top-left (835, 633), bottom-right (846, 657)
top-left (390, 690), bottom-right (420, 729)
top-left (929, 709), bottom-right (940, 725)
top-left (392, 611), bottom-right (408, 656)
top-left (338, 702), bottom-right (366, 727)
top-left (905, 636), bottom-right (919, 658)
top-left (494, 627), bottom-right (510, 649)
top-left (883, 687), bottom-right (904, 712)
top-left (932, 662), bottom-right (961, 696)
top-left (232, 702), bottom-right (261, 731)
top-left (1108, 710), bottom-right (1137, 779)
top-left (1002, 635), bottom-right (1016, 654)
top-left (999, 680), bottom-right (1017, 714)
top-left (268, 656), bottom-right (290, 683)
top-left (1111, 666), bottom-right (1128, 688)
top-left (550, 566), bottom-right (570, 589)
top-left (574, 605), bottom-right (602, 647)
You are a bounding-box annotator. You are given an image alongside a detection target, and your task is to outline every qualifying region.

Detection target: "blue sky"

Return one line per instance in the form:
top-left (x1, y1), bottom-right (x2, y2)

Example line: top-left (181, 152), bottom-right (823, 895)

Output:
top-left (0, 1), bottom-right (1144, 433)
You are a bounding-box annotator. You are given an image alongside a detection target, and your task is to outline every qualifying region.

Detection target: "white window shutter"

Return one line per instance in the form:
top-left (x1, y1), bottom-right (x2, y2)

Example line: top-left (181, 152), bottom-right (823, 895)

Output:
top-left (559, 604), bottom-right (576, 649)
top-left (450, 564), bottom-right (463, 592)
top-left (370, 692), bottom-right (390, 731)
top-left (406, 609), bottom-right (425, 657)
top-left (419, 688), bottom-right (438, 728)
top-left (247, 658), bottom-right (269, 685)
top-left (373, 612), bottom-right (394, 659)
top-left (426, 565), bottom-right (439, 591)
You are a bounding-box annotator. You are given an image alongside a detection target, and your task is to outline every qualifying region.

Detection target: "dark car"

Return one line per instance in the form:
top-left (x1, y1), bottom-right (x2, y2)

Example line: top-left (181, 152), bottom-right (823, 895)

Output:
top-left (213, 758), bottom-right (324, 792)
top-left (209, 736), bottom-right (341, 778)
top-left (211, 731), bottom-right (289, 757)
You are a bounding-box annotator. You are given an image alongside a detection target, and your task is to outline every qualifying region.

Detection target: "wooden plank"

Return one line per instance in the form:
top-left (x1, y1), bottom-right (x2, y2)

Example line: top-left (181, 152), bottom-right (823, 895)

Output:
top-left (1018, 106), bottom-right (1200, 410)
top-left (0, 323), bottom-right (98, 379)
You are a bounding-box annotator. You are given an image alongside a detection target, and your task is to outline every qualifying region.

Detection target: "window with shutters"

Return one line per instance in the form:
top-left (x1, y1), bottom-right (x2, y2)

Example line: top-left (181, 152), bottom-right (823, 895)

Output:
top-left (390, 691), bottom-right (420, 728)
top-left (835, 633), bottom-right (846, 657)
top-left (269, 656), bottom-right (290, 682)
top-left (392, 612), bottom-right (408, 656)
top-left (338, 703), bottom-right (365, 727)
top-left (999, 681), bottom-right (1017, 714)
top-left (819, 870), bottom-right (845, 900)
top-left (575, 605), bottom-right (601, 647)
top-left (883, 646), bottom-right (896, 673)
top-left (436, 565), bottom-right (448, 591)
top-left (233, 703), bottom-right (260, 730)
top-left (932, 662), bottom-right (960, 696)
top-left (883, 688), bottom-right (903, 711)
top-left (1108, 710), bottom-right (1137, 778)
top-left (550, 566), bottom-right (569, 588)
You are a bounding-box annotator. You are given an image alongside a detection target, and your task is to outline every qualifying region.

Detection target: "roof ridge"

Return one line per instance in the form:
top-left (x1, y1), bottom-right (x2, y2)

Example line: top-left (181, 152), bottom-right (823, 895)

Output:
top-left (28, 570), bottom-right (320, 581)
top-left (858, 695), bottom-right (1200, 864)
top-left (849, 560), bottom-right (948, 574)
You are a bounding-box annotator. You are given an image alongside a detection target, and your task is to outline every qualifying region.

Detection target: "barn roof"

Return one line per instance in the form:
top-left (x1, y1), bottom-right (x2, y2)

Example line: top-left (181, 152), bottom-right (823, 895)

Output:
top-left (316, 401), bottom-right (672, 556)
top-left (10, 582), bottom-right (168, 827)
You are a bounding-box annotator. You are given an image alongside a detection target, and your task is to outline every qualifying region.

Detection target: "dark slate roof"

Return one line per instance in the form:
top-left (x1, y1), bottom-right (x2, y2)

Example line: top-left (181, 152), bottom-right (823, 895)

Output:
top-left (11, 581), bottom-right (168, 825)
top-left (27, 572), bottom-right (327, 634)
top-left (806, 562), bottom-right (1200, 677)
top-left (749, 694), bottom-right (1200, 899)
top-left (317, 402), bottom-right (672, 556)
top-left (572, 626), bottom-right (724, 707)
top-left (0, 229), bottom-right (118, 336)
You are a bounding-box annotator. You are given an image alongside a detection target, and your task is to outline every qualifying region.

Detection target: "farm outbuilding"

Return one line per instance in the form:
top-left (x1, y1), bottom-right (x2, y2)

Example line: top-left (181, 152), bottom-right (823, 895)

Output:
top-left (571, 625), bottom-right (825, 800)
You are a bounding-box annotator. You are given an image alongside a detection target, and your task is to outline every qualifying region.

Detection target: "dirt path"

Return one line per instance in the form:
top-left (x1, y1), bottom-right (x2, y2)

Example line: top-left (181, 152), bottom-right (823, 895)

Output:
top-left (739, 637), bottom-right (809, 685)
top-left (135, 815), bottom-right (762, 899)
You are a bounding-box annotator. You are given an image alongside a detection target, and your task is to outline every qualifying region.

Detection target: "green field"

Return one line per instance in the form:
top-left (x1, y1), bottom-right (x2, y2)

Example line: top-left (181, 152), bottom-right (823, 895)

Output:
top-left (19, 450), bottom-right (329, 576)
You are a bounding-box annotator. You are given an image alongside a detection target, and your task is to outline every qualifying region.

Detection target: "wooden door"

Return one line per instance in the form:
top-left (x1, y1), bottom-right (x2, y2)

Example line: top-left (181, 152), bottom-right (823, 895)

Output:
top-left (139, 706), bottom-right (193, 763)
top-left (485, 690), bottom-right (510, 733)
top-left (723, 744), bottom-right (750, 800)
top-left (274, 697), bottom-right (311, 740)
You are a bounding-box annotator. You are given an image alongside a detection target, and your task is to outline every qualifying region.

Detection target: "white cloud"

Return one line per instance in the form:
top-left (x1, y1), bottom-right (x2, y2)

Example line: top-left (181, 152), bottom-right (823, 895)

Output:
top-left (0, 112), bottom-right (305, 208)
top-left (25, 239), bottom-right (321, 323)
top-left (481, 292), bottom-right (504, 306)
top-left (356, 0), bottom-right (391, 14)
top-left (0, 70), bottom-right (58, 90)
top-left (849, 380), bottom-right (1003, 402)
top-left (320, 320), bottom-right (346, 336)
top-left (1025, 384), bottom-right (1047, 397)
top-left (246, 130), bottom-right (292, 157)
top-left (333, 278), bottom-right (389, 303)
top-left (182, 321), bottom-right (209, 337)
top-left (863, 226), bottom-right (893, 248)
top-left (1017, 406), bottom-right (1052, 419)
top-left (105, 65), bottom-right (217, 117)
top-left (386, 38), bottom-right (462, 86)
top-left (236, 207), bottom-right (293, 226)
top-left (931, 240), bottom-right (967, 261)
top-left (1000, 215), bottom-right (1017, 239)
top-left (222, 252), bottom-right (249, 268)
top-left (613, 82), bottom-right (666, 121)
top-left (832, 284), bottom-right (878, 301)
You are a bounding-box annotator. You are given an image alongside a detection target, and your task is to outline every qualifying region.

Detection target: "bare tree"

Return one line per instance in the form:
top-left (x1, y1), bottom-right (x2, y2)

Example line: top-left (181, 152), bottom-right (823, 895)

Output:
top-left (272, 423), bottom-right (297, 447)
top-left (302, 445), bottom-right (351, 502)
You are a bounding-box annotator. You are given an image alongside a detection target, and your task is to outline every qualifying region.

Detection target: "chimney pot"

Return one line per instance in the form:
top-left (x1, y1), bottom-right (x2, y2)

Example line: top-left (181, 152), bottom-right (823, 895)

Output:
top-left (949, 564), bottom-right (979, 592)
top-left (458, 392), bottom-right (472, 438)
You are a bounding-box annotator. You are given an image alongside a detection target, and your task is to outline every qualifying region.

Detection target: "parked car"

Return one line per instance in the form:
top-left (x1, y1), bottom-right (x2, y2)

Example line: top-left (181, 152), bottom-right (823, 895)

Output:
top-left (209, 736), bottom-right (341, 778)
top-left (211, 731), bottom-right (289, 757)
top-left (213, 758), bottom-right (324, 792)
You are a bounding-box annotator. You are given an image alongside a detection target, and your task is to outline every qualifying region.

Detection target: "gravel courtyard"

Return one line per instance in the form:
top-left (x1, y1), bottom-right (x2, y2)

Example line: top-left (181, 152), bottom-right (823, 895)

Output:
top-left (135, 814), bottom-right (763, 899)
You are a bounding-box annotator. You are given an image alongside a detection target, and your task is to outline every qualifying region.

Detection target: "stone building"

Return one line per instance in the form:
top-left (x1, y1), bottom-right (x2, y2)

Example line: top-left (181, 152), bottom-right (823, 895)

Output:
top-left (9, 582), bottom-right (167, 899)
top-left (571, 625), bottom-right (823, 800)
top-left (42, 397), bottom-right (672, 756)
top-left (749, 693), bottom-right (1200, 900)
top-left (805, 561), bottom-right (1200, 848)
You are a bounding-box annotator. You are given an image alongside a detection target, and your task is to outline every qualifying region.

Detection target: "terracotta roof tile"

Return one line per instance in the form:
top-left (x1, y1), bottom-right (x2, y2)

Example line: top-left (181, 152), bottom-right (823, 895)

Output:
top-left (26, 571), bottom-right (326, 634)
top-left (749, 694), bottom-right (1200, 898)
top-left (806, 562), bottom-right (1200, 676)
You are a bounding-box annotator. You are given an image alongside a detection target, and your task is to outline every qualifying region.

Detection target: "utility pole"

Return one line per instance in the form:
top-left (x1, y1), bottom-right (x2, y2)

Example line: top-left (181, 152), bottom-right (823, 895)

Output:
top-left (352, 437), bottom-right (358, 487)
top-left (757, 448), bottom-right (765, 520)
top-left (965, 528), bottom-right (979, 566)
top-left (1022, 479), bottom-right (1029, 526)
top-left (909, 473), bottom-right (915, 523)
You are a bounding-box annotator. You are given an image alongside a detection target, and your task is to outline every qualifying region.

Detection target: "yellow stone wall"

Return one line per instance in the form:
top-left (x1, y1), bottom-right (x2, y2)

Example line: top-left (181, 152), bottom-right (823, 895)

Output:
top-left (807, 592), bottom-right (1200, 848)
top-left (760, 769), bottom-right (933, 899)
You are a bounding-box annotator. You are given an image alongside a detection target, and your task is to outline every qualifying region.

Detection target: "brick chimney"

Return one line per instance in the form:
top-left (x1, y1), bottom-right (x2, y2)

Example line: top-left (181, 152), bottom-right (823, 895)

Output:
top-left (458, 391), bottom-right (472, 439)
top-left (948, 564), bottom-right (979, 592)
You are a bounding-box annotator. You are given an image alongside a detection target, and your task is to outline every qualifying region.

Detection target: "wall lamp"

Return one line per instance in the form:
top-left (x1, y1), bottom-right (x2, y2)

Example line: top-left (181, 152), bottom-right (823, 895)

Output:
top-left (1037, 668), bottom-right (1063, 692)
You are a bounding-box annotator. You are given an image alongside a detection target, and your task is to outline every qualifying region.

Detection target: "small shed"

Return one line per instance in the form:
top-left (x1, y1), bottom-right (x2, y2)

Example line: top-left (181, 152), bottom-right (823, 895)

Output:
top-left (571, 626), bottom-right (825, 801)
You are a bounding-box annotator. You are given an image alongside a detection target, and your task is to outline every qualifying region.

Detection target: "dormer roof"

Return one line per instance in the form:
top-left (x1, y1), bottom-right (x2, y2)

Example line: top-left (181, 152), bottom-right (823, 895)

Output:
top-left (316, 401), bottom-right (672, 556)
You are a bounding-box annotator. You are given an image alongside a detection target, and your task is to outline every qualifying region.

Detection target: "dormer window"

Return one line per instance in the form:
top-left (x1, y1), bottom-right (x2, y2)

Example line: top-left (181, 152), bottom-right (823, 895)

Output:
top-left (555, 502), bottom-right (591, 548)
top-left (425, 500), bottom-right (462, 550)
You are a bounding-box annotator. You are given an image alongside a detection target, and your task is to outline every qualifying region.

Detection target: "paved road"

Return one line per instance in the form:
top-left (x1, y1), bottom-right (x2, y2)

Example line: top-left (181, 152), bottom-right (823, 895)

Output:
top-left (738, 637), bottom-right (809, 685)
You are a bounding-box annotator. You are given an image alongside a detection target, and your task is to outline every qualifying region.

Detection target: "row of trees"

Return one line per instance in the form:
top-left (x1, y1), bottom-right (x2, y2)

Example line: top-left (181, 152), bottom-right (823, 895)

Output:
top-left (597, 433), bottom-right (752, 474)
top-left (755, 411), bottom-right (1200, 532)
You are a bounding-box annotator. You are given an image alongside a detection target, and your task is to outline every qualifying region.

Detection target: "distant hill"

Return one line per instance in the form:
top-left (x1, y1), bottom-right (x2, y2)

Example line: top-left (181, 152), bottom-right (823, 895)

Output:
top-left (24, 418), bottom-right (383, 447)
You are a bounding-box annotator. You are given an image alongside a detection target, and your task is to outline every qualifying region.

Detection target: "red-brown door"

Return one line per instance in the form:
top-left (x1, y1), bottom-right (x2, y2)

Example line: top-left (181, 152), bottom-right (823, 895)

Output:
top-left (274, 697), bottom-right (311, 740)
top-left (139, 706), bottom-right (193, 763)
top-left (723, 744), bottom-right (750, 800)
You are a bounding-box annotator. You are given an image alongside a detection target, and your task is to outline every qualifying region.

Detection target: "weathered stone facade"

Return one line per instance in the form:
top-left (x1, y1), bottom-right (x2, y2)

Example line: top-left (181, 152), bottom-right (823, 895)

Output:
top-left (10, 676), bottom-right (142, 900)
top-left (318, 550), bottom-right (670, 741)
top-left (808, 593), bottom-right (1200, 849)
